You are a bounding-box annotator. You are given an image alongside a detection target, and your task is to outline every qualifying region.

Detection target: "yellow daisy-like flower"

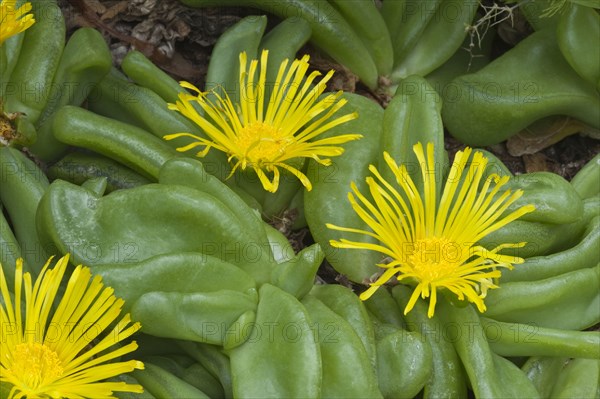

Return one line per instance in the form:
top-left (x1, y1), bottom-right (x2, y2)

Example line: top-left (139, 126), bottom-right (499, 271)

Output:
top-left (165, 49), bottom-right (361, 193)
top-left (327, 142), bottom-right (536, 318)
top-left (1, 255), bottom-right (144, 398)
top-left (0, 0), bottom-right (35, 46)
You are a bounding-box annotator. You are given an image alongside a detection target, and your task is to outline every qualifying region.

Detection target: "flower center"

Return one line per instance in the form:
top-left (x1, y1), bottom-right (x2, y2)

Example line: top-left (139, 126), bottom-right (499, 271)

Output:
top-left (407, 237), bottom-right (462, 281)
top-left (0, 112), bottom-right (17, 144)
top-left (235, 122), bottom-right (292, 164)
top-left (10, 342), bottom-right (63, 389)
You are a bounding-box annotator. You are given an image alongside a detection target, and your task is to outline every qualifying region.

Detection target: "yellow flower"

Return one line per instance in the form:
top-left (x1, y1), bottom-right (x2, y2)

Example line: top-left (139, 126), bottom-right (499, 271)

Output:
top-left (165, 49), bottom-right (361, 193)
top-left (0, 0), bottom-right (35, 46)
top-left (1, 255), bottom-right (144, 398)
top-left (327, 143), bottom-right (535, 317)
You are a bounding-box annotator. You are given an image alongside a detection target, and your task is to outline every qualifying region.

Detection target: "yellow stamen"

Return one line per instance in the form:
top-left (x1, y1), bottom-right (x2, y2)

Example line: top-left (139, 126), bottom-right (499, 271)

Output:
top-left (234, 122), bottom-right (292, 162)
top-left (407, 237), bottom-right (460, 281)
top-left (9, 343), bottom-right (63, 389)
